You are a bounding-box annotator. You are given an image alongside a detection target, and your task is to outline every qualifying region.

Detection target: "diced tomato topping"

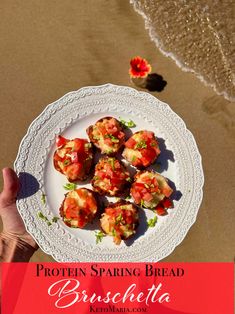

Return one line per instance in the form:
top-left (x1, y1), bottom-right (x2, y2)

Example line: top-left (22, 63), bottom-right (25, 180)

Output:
top-left (77, 219), bottom-right (85, 228)
top-left (161, 187), bottom-right (172, 198)
top-left (97, 171), bottom-right (106, 180)
top-left (142, 148), bottom-right (156, 159)
top-left (153, 145), bottom-right (161, 155)
top-left (111, 177), bottom-right (123, 185)
top-left (64, 198), bottom-right (77, 210)
top-left (54, 153), bottom-right (61, 161)
top-left (66, 163), bottom-right (83, 180)
top-left (162, 198), bottom-right (173, 208)
top-left (140, 156), bottom-right (151, 167)
top-left (125, 138), bottom-right (137, 149)
top-left (66, 207), bottom-right (79, 219)
top-left (106, 167), bottom-right (115, 178)
top-left (56, 135), bottom-right (67, 148)
top-left (86, 196), bottom-right (97, 210)
top-left (133, 182), bottom-right (145, 190)
top-left (106, 126), bottom-right (118, 134)
top-left (70, 152), bottom-right (78, 163)
top-left (73, 139), bottom-right (85, 152)
top-left (98, 125), bottom-right (107, 135)
top-left (131, 158), bottom-right (141, 166)
top-left (125, 216), bottom-right (133, 224)
top-left (142, 192), bottom-right (153, 202)
top-left (147, 131), bottom-right (154, 139)
top-left (155, 205), bottom-right (168, 216)
top-left (106, 208), bottom-right (117, 216)
top-left (131, 190), bottom-right (141, 203)
top-left (152, 177), bottom-right (158, 187)
top-left (114, 160), bottom-right (121, 169)
top-left (117, 132), bottom-right (125, 139)
top-left (104, 138), bottom-right (113, 145)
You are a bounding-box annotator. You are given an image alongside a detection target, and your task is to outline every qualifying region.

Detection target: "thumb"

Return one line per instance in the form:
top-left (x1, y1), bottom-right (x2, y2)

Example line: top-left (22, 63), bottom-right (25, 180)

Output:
top-left (0, 168), bottom-right (19, 206)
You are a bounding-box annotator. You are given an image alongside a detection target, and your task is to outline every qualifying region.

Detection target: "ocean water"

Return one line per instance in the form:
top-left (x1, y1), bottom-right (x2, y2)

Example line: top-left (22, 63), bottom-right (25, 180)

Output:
top-left (130, 0), bottom-right (235, 101)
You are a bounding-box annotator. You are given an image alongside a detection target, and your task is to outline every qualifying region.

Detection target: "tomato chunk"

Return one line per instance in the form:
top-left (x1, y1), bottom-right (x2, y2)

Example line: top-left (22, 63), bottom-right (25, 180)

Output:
top-left (125, 138), bottom-right (137, 148)
top-left (56, 135), bottom-right (67, 148)
top-left (66, 163), bottom-right (83, 180)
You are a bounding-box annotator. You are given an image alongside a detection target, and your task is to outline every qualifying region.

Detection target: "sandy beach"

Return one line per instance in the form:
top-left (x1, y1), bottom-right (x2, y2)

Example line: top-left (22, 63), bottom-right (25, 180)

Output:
top-left (0, 0), bottom-right (234, 262)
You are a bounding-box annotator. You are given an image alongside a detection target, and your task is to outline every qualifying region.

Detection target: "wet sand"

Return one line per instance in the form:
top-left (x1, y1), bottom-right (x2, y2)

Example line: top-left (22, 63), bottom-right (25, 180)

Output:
top-left (0, 0), bottom-right (234, 262)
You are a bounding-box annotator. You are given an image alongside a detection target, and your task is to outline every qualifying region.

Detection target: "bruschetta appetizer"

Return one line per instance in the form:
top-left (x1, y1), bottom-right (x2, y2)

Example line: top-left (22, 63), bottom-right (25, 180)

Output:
top-left (53, 136), bottom-right (93, 182)
top-left (92, 157), bottom-right (131, 196)
top-left (86, 117), bottom-right (125, 155)
top-left (130, 171), bottom-right (173, 214)
top-left (100, 200), bottom-right (139, 245)
top-left (60, 188), bottom-right (97, 228)
top-left (122, 130), bottom-right (160, 168)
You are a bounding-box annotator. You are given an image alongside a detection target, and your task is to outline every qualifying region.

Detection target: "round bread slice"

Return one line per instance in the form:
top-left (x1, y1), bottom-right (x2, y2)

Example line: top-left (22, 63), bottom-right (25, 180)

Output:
top-left (60, 188), bottom-right (97, 228)
top-left (122, 130), bottom-right (160, 168)
top-left (131, 170), bottom-right (173, 211)
top-left (100, 200), bottom-right (139, 245)
top-left (92, 156), bottom-right (131, 196)
top-left (86, 117), bottom-right (125, 155)
top-left (53, 136), bottom-right (94, 182)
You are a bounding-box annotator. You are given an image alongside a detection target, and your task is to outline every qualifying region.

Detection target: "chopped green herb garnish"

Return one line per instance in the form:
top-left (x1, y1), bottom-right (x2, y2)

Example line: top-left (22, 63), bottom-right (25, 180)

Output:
top-left (41, 194), bottom-right (46, 205)
top-left (150, 142), bottom-right (157, 147)
top-left (93, 135), bottom-right (100, 140)
top-left (135, 140), bottom-right (147, 149)
top-left (64, 218), bottom-right (72, 222)
top-left (115, 214), bottom-right (123, 225)
top-left (147, 216), bottom-right (158, 228)
top-left (93, 175), bottom-right (100, 181)
top-left (63, 160), bottom-right (71, 166)
top-left (38, 212), bottom-right (59, 226)
top-left (112, 228), bottom-right (117, 236)
top-left (105, 134), bottom-right (119, 143)
top-left (52, 217), bottom-right (60, 223)
top-left (95, 231), bottom-right (106, 244)
top-left (109, 135), bottom-right (119, 143)
top-left (85, 143), bottom-right (92, 149)
top-left (126, 177), bottom-right (132, 182)
top-left (131, 156), bottom-right (137, 162)
top-left (63, 183), bottom-right (76, 190)
top-left (108, 158), bottom-right (115, 170)
top-left (119, 118), bottom-right (136, 128)
top-left (125, 195), bottom-right (131, 200)
top-left (140, 199), bottom-right (145, 207)
top-left (38, 211), bottom-right (46, 220)
top-left (105, 149), bottom-right (113, 154)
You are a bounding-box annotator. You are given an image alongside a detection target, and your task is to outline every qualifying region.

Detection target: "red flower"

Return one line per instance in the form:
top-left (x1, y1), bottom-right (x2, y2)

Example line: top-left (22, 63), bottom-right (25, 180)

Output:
top-left (129, 56), bottom-right (152, 78)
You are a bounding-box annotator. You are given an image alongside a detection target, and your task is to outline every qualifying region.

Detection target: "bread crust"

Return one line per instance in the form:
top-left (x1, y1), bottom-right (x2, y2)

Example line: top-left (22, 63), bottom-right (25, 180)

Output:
top-left (91, 156), bottom-right (131, 196)
top-left (86, 117), bottom-right (125, 155)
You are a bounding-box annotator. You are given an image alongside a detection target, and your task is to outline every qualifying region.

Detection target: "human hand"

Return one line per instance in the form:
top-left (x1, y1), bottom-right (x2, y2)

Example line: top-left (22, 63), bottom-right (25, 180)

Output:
top-left (0, 168), bottom-right (37, 248)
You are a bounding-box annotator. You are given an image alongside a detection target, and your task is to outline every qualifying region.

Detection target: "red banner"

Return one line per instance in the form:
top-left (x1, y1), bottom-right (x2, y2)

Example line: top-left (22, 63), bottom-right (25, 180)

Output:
top-left (1, 263), bottom-right (234, 314)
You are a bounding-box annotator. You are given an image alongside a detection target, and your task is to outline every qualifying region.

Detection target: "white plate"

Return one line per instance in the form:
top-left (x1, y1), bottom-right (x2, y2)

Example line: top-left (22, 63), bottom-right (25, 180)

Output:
top-left (14, 84), bottom-right (204, 262)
